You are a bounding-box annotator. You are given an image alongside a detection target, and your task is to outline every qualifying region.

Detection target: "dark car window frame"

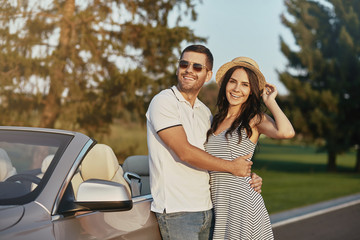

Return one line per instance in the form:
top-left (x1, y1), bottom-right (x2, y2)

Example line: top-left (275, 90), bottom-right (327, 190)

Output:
top-left (0, 130), bottom-right (74, 205)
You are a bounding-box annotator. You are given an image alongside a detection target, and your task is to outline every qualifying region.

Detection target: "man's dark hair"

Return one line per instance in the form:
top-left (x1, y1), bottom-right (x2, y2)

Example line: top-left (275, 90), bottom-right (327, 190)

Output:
top-left (180, 45), bottom-right (213, 70)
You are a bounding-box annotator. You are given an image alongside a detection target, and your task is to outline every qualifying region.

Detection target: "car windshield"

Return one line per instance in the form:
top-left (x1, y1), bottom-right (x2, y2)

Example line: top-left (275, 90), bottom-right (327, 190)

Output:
top-left (0, 129), bottom-right (73, 203)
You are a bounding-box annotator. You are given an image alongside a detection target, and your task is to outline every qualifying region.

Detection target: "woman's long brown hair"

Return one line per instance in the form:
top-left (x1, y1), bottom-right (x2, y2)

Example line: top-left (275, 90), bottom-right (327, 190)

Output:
top-left (206, 66), bottom-right (264, 142)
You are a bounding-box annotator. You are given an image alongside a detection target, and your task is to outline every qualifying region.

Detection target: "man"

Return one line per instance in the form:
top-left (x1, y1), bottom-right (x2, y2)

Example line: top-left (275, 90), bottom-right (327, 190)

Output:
top-left (146, 45), bottom-right (262, 240)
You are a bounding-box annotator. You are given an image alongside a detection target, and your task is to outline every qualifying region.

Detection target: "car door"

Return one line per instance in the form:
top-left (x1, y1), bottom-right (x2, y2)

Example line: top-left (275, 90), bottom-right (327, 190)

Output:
top-left (51, 144), bottom-right (161, 240)
top-left (53, 196), bottom-right (160, 239)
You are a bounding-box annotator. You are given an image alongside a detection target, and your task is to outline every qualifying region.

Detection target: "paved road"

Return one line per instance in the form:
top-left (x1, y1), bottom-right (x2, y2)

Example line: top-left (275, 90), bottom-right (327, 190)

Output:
top-left (270, 193), bottom-right (360, 240)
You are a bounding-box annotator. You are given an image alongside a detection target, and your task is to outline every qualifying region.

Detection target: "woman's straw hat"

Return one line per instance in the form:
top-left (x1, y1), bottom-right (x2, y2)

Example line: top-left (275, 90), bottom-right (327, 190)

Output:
top-left (215, 57), bottom-right (266, 91)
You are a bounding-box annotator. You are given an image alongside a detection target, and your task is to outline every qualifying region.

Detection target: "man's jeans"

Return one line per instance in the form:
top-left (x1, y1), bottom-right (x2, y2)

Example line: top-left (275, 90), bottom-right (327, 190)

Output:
top-left (155, 209), bottom-right (213, 240)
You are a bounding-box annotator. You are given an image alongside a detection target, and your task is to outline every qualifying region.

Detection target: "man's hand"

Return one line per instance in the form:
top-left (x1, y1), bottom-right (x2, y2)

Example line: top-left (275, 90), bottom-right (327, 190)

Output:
top-left (250, 172), bottom-right (263, 193)
top-left (230, 154), bottom-right (253, 177)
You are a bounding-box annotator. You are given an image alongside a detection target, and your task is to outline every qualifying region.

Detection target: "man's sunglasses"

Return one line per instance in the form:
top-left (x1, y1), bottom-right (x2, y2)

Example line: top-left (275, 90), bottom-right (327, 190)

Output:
top-left (178, 60), bottom-right (209, 72)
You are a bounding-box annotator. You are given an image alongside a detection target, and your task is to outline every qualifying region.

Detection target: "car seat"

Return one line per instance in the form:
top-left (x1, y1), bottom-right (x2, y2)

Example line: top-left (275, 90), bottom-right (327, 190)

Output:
top-left (0, 148), bottom-right (17, 181)
top-left (76, 144), bottom-right (131, 197)
top-left (31, 154), bottom-right (54, 190)
top-left (122, 155), bottom-right (150, 196)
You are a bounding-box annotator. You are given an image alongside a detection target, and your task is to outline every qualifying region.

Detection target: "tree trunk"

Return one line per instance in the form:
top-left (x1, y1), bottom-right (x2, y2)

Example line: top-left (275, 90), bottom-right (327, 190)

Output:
top-left (355, 146), bottom-right (360, 173)
top-left (39, 84), bottom-right (62, 128)
top-left (39, 0), bottom-right (75, 128)
top-left (327, 150), bottom-right (337, 172)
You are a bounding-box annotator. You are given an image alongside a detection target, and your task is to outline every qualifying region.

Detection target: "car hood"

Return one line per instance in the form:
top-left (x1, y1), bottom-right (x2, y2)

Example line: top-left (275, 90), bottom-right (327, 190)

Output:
top-left (0, 205), bottom-right (25, 231)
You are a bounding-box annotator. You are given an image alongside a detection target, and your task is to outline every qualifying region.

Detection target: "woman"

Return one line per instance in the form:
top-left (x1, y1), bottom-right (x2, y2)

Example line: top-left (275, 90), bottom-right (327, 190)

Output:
top-left (205, 57), bottom-right (295, 239)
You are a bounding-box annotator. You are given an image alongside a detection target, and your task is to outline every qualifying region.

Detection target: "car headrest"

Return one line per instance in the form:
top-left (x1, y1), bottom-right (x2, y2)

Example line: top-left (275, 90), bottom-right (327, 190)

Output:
top-left (122, 155), bottom-right (149, 176)
top-left (41, 154), bottom-right (54, 173)
top-left (81, 144), bottom-right (124, 181)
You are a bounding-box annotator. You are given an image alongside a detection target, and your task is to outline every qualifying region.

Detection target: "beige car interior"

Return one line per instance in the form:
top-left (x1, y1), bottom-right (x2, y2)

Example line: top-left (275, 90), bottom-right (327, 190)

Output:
top-left (7, 143), bottom-right (150, 200)
top-left (71, 144), bottom-right (131, 198)
top-left (31, 154), bottom-right (54, 190)
top-left (0, 148), bottom-right (17, 182)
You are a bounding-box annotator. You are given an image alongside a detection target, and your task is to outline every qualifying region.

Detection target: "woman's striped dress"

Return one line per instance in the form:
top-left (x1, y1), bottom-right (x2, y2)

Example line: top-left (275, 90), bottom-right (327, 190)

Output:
top-left (205, 128), bottom-right (274, 240)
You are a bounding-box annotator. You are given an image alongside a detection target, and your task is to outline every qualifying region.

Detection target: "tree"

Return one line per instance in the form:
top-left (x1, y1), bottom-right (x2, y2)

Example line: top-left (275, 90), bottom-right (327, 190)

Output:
top-left (0, 0), bottom-right (205, 136)
top-left (279, 0), bottom-right (360, 171)
top-left (198, 81), bottom-right (219, 114)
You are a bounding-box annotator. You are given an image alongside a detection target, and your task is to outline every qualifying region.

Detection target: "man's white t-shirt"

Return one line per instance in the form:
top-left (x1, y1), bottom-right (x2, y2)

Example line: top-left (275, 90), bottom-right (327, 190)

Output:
top-left (146, 86), bottom-right (213, 213)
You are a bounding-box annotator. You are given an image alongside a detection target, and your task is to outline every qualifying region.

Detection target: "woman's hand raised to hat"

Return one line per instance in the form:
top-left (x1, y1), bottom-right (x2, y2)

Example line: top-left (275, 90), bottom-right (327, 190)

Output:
top-left (262, 83), bottom-right (277, 104)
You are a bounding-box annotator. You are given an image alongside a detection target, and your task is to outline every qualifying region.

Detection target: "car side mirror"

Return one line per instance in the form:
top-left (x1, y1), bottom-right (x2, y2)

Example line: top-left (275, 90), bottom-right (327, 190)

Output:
top-left (75, 179), bottom-right (132, 212)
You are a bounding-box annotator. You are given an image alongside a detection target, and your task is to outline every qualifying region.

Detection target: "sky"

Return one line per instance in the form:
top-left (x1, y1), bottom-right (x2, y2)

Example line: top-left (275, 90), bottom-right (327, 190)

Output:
top-left (183, 0), bottom-right (296, 95)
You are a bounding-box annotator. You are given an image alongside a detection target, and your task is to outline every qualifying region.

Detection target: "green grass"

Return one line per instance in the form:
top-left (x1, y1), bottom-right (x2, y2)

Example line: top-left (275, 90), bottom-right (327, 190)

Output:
top-left (101, 122), bottom-right (360, 214)
top-left (253, 138), bottom-right (359, 214)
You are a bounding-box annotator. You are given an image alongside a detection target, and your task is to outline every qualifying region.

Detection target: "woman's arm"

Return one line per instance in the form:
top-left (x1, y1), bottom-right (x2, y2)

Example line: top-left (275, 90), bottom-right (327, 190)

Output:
top-left (257, 83), bottom-right (295, 139)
